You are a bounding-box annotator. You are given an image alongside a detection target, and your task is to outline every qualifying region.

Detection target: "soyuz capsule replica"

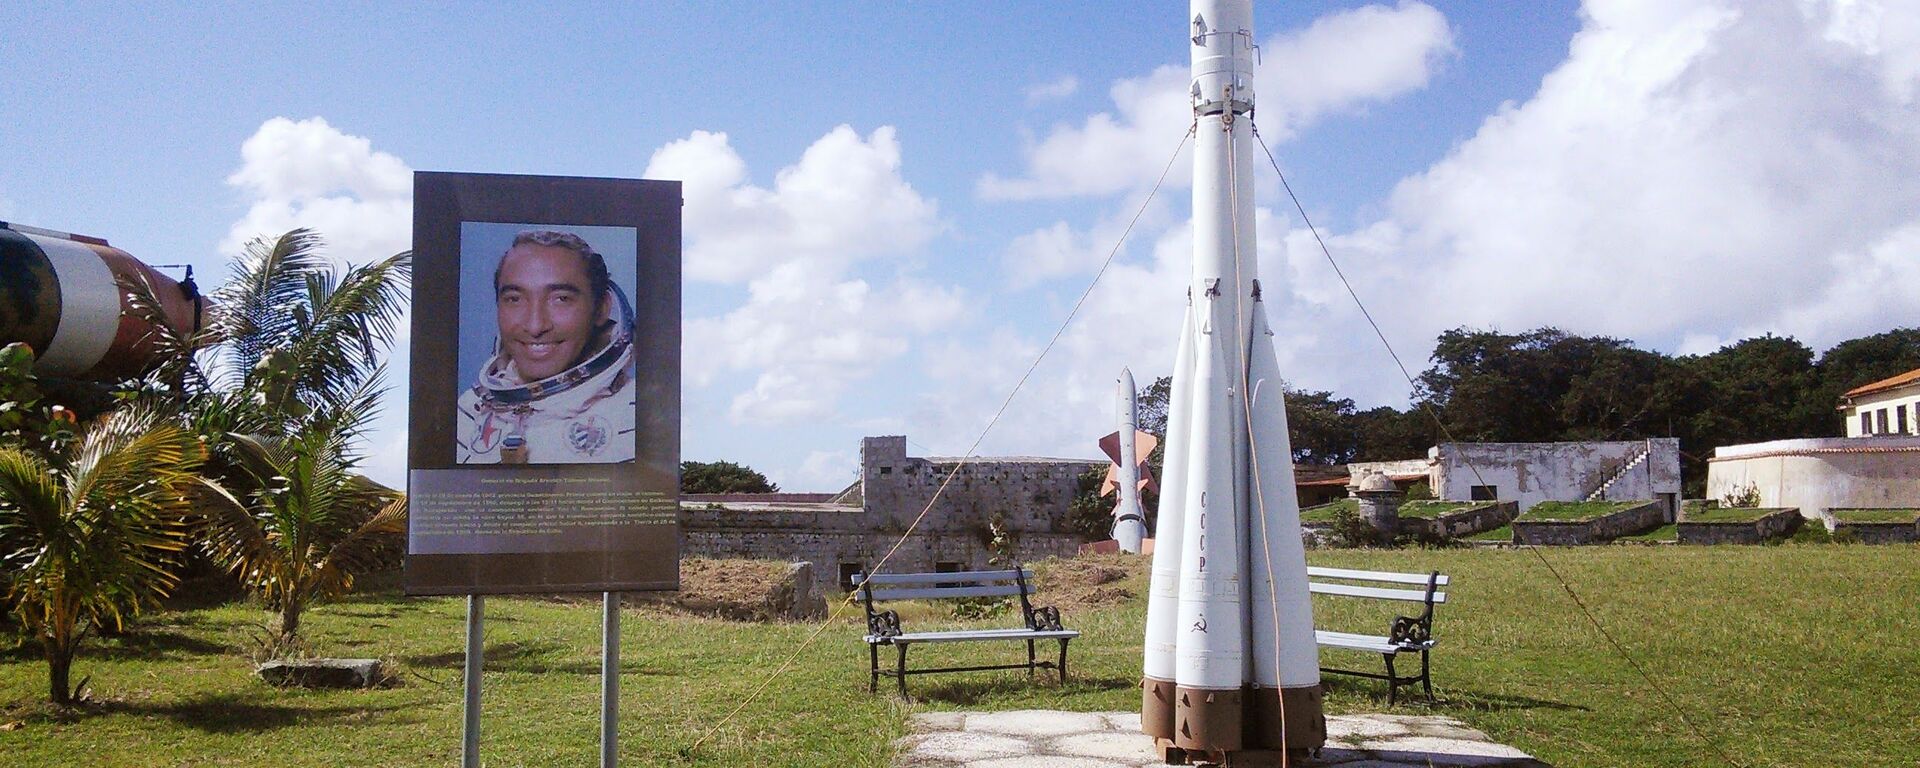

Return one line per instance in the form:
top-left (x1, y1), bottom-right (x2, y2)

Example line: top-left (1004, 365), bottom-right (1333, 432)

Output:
top-left (1098, 367), bottom-right (1157, 554)
top-left (1141, 0), bottom-right (1326, 760)
top-left (0, 222), bottom-right (206, 380)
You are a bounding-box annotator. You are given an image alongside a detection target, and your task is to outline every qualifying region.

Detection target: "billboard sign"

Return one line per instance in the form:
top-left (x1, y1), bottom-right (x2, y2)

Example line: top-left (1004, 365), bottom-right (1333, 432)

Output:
top-left (406, 172), bottom-right (681, 595)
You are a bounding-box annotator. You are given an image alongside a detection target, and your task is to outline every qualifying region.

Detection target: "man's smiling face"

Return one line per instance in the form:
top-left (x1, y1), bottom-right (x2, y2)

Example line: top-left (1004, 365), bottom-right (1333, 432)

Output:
top-left (495, 243), bottom-right (607, 381)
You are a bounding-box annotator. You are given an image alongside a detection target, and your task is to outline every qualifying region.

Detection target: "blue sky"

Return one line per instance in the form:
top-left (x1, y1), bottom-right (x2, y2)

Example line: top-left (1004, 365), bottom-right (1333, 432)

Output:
top-left (4, 1), bottom-right (1917, 491)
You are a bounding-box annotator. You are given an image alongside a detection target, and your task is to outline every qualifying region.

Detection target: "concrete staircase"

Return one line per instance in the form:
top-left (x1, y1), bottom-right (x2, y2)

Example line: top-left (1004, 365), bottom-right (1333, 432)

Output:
top-left (1584, 446), bottom-right (1650, 502)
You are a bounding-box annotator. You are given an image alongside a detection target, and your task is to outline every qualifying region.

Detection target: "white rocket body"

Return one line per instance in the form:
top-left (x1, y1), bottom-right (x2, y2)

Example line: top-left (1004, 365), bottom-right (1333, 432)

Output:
top-left (1113, 368), bottom-right (1148, 553)
top-left (1141, 0), bottom-right (1325, 754)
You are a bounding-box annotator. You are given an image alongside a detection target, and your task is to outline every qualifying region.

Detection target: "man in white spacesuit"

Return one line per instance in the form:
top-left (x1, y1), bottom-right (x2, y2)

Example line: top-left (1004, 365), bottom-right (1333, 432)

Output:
top-left (456, 230), bottom-right (635, 464)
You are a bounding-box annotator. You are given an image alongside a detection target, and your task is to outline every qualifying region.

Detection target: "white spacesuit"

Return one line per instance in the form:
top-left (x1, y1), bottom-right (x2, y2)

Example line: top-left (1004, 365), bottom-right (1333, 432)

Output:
top-left (455, 287), bottom-right (636, 464)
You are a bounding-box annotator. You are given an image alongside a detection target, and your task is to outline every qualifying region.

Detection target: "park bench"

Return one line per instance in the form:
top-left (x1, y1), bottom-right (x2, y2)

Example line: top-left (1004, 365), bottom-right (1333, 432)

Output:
top-left (857, 567), bottom-right (1079, 697)
top-left (1307, 565), bottom-right (1449, 705)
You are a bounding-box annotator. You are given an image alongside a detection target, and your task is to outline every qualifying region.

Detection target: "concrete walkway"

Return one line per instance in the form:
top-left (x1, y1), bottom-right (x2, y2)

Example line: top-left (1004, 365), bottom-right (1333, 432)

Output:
top-left (896, 710), bottom-right (1548, 767)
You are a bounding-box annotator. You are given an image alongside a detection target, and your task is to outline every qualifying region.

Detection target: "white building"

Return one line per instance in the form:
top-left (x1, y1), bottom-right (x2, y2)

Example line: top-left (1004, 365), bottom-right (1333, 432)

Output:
top-left (1349, 439), bottom-right (1683, 520)
top-left (1705, 436), bottom-right (1920, 522)
top-left (1841, 368), bottom-right (1920, 437)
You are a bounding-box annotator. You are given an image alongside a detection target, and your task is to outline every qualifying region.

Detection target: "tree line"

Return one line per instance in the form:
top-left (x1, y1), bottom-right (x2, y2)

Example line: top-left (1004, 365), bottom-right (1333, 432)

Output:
top-left (1137, 326), bottom-right (1920, 497)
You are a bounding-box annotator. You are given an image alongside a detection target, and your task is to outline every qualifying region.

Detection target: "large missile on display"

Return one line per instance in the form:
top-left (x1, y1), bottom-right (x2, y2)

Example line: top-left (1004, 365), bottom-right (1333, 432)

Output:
top-left (1098, 367), bottom-right (1156, 553)
top-left (0, 222), bottom-right (206, 380)
top-left (1141, 0), bottom-right (1326, 759)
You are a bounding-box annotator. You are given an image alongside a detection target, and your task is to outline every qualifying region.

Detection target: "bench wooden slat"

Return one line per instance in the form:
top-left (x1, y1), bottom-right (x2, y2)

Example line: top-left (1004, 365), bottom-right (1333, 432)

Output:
top-left (873, 629), bottom-right (1081, 644)
top-left (1306, 566), bottom-right (1449, 586)
top-left (857, 569), bottom-right (1031, 586)
top-left (870, 584), bottom-right (1028, 601)
top-left (1315, 630), bottom-right (1435, 652)
top-left (1308, 581), bottom-right (1447, 603)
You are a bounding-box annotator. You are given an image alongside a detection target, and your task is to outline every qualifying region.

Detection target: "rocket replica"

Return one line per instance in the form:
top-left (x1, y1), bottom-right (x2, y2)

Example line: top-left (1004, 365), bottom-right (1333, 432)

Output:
top-left (0, 222), bottom-right (206, 380)
top-left (1098, 367), bottom-right (1156, 553)
top-left (1141, 0), bottom-right (1326, 758)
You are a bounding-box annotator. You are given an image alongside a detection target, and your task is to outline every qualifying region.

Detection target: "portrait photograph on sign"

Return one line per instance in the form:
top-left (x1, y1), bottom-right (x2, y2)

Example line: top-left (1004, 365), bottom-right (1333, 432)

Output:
top-left (407, 172), bottom-right (682, 596)
top-left (455, 223), bottom-right (639, 465)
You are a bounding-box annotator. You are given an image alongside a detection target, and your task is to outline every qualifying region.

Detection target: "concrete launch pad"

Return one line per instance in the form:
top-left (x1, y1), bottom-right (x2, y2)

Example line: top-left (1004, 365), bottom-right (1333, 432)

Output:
top-left (895, 710), bottom-right (1547, 768)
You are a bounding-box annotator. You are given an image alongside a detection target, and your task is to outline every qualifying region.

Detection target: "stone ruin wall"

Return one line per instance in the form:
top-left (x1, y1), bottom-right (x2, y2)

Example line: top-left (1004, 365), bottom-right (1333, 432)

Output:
top-left (679, 436), bottom-right (1104, 588)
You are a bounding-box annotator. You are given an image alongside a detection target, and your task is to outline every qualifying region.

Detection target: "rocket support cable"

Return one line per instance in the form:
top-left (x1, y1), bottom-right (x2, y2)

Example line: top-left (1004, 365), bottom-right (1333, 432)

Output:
top-left (684, 125), bottom-right (1196, 758)
top-left (1249, 126), bottom-right (1748, 768)
top-left (1224, 111), bottom-right (1295, 765)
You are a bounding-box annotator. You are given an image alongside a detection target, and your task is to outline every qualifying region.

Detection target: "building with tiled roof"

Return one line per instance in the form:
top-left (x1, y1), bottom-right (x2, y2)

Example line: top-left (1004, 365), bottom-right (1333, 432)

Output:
top-left (1840, 367), bottom-right (1920, 437)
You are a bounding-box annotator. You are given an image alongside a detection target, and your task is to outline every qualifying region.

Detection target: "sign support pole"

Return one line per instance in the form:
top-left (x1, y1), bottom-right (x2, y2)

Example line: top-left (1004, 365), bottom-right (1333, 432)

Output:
top-left (463, 594), bottom-right (484, 768)
top-left (602, 592), bottom-right (621, 768)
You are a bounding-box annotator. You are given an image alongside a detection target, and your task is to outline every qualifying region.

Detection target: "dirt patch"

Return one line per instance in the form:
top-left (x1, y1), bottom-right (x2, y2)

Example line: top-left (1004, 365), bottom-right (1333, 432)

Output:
top-left (631, 558), bottom-right (825, 622)
top-left (1032, 552), bottom-right (1150, 614)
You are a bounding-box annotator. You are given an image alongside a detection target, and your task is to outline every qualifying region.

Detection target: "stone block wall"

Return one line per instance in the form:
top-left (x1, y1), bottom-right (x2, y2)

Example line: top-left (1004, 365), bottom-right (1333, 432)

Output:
top-left (1404, 501), bottom-right (1517, 540)
top-left (676, 436), bottom-right (1105, 589)
top-left (858, 436), bottom-right (1103, 534)
top-left (1675, 508), bottom-right (1800, 545)
top-left (1512, 501), bottom-right (1665, 545)
top-left (1833, 520), bottom-right (1920, 544)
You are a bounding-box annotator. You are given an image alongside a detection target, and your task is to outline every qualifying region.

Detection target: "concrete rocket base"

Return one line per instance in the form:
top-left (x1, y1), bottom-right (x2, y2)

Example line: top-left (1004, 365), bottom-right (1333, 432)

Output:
top-left (1146, 679), bottom-right (1326, 762)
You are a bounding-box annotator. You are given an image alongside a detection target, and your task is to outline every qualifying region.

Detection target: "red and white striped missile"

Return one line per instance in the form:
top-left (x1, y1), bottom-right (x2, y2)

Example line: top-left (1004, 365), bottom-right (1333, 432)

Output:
top-left (1098, 367), bottom-right (1156, 553)
top-left (1142, 0), bottom-right (1325, 757)
top-left (0, 222), bottom-right (206, 380)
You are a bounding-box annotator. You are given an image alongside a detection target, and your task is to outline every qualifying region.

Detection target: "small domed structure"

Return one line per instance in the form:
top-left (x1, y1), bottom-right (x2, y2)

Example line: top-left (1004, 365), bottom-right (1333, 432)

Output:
top-left (1354, 471), bottom-right (1404, 538)
top-left (1357, 470), bottom-right (1397, 493)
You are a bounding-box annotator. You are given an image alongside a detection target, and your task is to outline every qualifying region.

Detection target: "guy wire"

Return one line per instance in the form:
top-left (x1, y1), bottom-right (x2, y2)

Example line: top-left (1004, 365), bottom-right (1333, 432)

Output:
top-left (1225, 112), bottom-right (1294, 766)
top-left (1250, 125), bottom-right (1748, 768)
top-left (686, 125), bottom-right (1196, 757)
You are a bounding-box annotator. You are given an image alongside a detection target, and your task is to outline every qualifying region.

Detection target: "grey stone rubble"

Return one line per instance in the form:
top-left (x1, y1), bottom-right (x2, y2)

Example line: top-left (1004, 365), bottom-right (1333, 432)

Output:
top-left (255, 658), bottom-right (385, 689)
top-left (896, 710), bottom-right (1548, 768)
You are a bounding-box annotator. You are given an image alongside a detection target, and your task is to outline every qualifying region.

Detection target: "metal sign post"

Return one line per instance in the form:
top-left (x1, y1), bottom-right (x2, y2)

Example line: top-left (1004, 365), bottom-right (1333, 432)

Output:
top-left (602, 592), bottom-right (621, 768)
top-left (463, 595), bottom-right (484, 768)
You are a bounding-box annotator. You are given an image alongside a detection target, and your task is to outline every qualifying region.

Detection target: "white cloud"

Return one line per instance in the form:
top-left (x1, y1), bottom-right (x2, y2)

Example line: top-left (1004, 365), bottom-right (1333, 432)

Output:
top-left (1368, 0), bottom-right (1920, 355)
top-left (660, 127), bottom-right (964, 426)
top-left (1025, 75), bottom-right (1080, 104)
top-left (977, 2), bottom-right (1454, 201)
top-left (222, 117), bottom-right (413, 267)
top-left (1000, 190), bottom-right (1177, 288)
top-left (645, 125), bottom-right (943, 284)
top-left (787, 449), bottom-right (859, 493)
top-left (223, 116), bottom-right (415, 486)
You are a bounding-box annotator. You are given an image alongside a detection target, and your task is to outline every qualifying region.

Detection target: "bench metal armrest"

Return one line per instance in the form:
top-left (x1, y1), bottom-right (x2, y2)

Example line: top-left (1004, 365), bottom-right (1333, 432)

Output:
top-left (1388, 614), bottom-right (1431, 646)
top-left (1025, 604), bottom-right (1064, 632)
top-left (868, 609), bottom-right (903, 640)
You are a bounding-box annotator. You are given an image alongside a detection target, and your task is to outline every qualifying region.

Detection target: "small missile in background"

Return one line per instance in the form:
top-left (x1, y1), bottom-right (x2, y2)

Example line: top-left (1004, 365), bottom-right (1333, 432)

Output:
top-left (0, 222), bottom-right (207, 380)
top-left (1098, 367), bottom-right (1157, 553)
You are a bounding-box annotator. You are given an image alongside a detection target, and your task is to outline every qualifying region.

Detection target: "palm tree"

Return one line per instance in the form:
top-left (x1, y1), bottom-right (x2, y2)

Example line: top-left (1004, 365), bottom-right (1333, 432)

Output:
top-left (0, 408), bottom-right (209, 704)
top-left (200, 380), bottom-right (406, 640)
top-left (127, 229), bottom-right (411, 641)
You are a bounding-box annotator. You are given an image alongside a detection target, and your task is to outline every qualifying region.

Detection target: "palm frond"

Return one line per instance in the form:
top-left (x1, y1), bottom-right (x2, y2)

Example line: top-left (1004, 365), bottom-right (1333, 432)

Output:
top-left (211, 229), bottom-right (325, 379)
top-left (117, 270), bottom-right (214, 396)
top-left (310, 494), bottom-right (406, 600)
top-left (282, 250), bottom-right (411, 407)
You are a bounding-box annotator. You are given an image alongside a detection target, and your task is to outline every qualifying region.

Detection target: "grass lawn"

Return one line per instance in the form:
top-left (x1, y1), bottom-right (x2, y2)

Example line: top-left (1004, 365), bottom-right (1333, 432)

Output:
top-left (1615, 524), bottom-right (1677, 543)
top-left (1466, 524), bottom-right (1514, 542)
top-left (1395, 500), bottom-right (1483, 519)
top-left (1679, 507), bottom-right (1791, 524)
top-left (1521, 500), bottom-right (1646, 522)
top-left (4, 546), bottom-right (1918, 767)
top-left (1829, 508), bottom-right (1920, 523)
top-left (1299, 497), bottom-right (1357, 523)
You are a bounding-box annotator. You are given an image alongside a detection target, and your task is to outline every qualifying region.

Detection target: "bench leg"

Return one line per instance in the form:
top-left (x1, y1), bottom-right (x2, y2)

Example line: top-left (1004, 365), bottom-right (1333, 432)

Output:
top-left (1027, 638), bottom-right (1037, 678)
top-left (1057, 638), bottom-right (1070, 684)
top-left (896, 643), bottom-right (910, 698)
top-left (1421, 650), bottom-right (1433, 701)
top-left (869, 643), bottom-right (880, 694)
top-left (1383, 653), bottom-right (1399, 706)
